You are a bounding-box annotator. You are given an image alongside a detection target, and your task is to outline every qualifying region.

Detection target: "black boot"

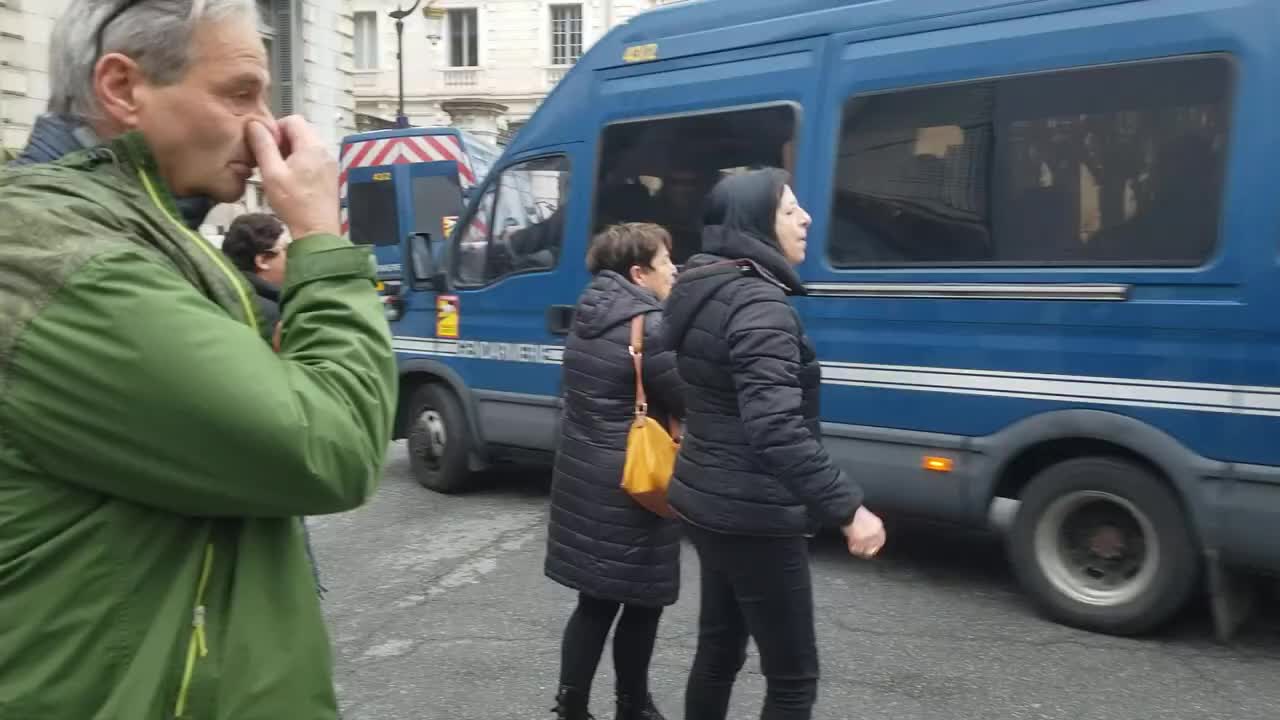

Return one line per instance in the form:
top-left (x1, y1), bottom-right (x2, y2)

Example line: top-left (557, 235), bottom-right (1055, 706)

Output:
top-left (615, 693), bottom-right (666, 720)
top-left (552, 685), bottom-right (594, 720)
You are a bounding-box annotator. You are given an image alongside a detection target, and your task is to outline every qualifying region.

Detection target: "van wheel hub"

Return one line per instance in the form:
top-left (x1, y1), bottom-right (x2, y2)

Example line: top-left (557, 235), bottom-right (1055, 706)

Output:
top-left (1036, 490), bottom-right (1158, 606)
top-left (411, 410), bottom-right (447, 468)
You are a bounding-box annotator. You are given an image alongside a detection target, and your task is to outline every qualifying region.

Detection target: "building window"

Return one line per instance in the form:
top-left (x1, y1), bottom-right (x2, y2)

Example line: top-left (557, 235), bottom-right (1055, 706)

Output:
top-left (453, 155), bottom-right (571, 287)
top-left (353, 11), bottom-right (378, 70)
top-left (550, 4), bottom-right (583, 66)
top-left (448, 8), bottom-right (478, 68)
top-left (256, 0), bottom-right (295, 115)
top-left (255, 0), bottom-right (273, 32)
top-left (827, 55), bottom-right (1233, 268)
top-left (257, 0), bottom-right (280, 115)
top-left (592, 104), bottom-right (797, 263)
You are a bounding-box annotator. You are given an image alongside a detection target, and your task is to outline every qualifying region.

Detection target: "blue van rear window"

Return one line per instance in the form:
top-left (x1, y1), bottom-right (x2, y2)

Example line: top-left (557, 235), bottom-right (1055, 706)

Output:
top-left (348, 179), bottom-right (399, 247)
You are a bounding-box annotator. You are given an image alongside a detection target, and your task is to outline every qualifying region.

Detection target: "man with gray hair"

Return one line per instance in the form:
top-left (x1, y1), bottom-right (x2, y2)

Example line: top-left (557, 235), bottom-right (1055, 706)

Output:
top-left (0, 1), bottom-right (396, 717)
top-left (12, 0), bottom-right (245, 227)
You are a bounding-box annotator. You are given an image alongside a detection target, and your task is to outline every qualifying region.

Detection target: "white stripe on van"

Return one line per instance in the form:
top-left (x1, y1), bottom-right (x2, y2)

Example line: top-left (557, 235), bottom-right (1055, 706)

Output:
top-left (392, 336), bottom-right (562, 365)
top-left (388, 337), bottom-right (1280, 416)
top-left (393, 337), bottom-right (459, 356)
top-left (819, 362), bottom-right (1280, 417)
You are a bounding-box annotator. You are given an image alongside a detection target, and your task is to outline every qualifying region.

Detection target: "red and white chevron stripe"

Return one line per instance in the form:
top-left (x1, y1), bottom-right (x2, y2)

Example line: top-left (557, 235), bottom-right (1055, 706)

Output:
top-left (339, 134), bottom-right (479, 236)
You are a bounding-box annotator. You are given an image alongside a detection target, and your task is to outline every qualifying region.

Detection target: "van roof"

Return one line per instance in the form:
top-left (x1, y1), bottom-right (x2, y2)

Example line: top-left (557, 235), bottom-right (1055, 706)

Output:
top-left (341, 126), bottom-right (466, 145)
top-left (503, 0), bottom-right (1133, 157)
top-left (605, 0), bottom-right (1132, 66)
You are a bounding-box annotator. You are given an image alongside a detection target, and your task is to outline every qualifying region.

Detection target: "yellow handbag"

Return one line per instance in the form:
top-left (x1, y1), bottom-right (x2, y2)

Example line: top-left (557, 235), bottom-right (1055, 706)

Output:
top-left (621, 314), bottom-right (680, 518)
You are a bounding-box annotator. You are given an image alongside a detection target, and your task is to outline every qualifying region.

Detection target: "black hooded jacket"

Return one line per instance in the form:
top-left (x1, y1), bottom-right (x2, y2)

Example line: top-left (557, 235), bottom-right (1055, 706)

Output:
top-left (663, 177), bottom-right (863, 537)
top-left (544, 271), bottom-right (686, 606)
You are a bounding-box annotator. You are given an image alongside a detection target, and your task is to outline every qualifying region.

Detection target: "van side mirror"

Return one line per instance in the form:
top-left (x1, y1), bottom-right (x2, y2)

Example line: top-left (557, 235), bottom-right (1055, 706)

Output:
top-left (406, 232), bottom-right (433, 283)
top-left (402, 231), bottom-right (448, 291)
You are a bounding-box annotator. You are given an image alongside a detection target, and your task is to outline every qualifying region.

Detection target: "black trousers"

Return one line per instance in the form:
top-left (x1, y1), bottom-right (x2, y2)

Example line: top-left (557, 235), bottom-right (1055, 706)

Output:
top-left (684, 524), bottom-right (820, 720)
top-left (560, 592), bottom-right (664, 699)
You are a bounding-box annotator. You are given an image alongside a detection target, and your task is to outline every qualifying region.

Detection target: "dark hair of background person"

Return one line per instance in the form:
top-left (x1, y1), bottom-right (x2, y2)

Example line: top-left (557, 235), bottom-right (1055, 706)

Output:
top-left (222, 213), bottom-right (285, 274)
top-left (702, 167), bottom-right (791, 247)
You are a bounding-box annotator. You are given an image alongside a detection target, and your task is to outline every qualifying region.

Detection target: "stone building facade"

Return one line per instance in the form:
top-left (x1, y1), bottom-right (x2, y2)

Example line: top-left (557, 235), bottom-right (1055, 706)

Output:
top-left (348, 0), bottom-right (681, 144)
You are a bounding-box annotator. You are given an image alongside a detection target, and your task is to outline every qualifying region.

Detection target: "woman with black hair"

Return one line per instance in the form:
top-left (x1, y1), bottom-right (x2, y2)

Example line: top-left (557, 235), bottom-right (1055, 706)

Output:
top-left (663, 168), bottom-right (887, 720)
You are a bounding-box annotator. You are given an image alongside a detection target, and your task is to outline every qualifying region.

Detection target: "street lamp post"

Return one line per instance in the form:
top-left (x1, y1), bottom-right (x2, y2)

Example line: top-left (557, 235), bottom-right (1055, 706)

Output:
top-left (389, 0), bottom-right (424, 128)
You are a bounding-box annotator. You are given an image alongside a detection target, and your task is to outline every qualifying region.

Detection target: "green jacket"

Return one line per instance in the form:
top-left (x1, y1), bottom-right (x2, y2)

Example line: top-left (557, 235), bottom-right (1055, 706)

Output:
top-left (0, 133), bottom-right (397, 718)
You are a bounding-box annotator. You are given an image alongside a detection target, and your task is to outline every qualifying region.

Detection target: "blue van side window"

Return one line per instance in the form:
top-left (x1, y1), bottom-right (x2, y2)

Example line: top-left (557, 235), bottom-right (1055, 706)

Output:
top-left (593, 104), bottom-right (797, 264)
top-left (453, 155), bottom-right (571, 287)
top-left (828, 55), bottom-right (1233, 268)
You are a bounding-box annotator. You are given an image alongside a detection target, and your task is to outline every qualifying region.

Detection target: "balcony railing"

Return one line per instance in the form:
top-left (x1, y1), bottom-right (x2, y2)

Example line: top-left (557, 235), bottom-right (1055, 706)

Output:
top-left (444, 68), bottom-right (479, 87)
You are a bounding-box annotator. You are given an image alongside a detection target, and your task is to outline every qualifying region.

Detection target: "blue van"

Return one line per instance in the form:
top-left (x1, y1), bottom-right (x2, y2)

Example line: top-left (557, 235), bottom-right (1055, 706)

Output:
top-left (380, 0), bottom-right (1280, 636)
top-left (339, 126), bottom-right (500, 285)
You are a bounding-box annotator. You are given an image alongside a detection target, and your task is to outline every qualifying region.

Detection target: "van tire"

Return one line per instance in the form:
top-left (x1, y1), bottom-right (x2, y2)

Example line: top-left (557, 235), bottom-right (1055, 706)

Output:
top-left (1008, 457), bottom-right (1198, 636)
top-left (406, 383), bottom-right (473, 494)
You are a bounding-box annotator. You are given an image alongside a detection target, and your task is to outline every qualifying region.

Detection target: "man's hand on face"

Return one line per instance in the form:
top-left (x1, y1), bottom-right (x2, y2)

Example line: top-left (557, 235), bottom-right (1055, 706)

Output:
top-left (247, 116), bottom-right (339, 240)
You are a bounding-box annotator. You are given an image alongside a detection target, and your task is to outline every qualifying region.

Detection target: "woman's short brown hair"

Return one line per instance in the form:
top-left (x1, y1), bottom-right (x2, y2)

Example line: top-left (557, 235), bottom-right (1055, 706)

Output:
top-left (585, 222), bottom-right (672, 276)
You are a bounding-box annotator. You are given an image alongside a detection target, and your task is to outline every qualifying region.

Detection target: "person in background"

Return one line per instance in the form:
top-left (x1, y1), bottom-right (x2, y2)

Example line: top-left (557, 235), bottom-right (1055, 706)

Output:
top-left (650, 167), bottom-right (718, 262)
top-left (222, 211), bottom-right (334, 596)
top-left (221, 212), bottom-right (289, 329)
top-left (663, 168), bottom-right (887, 720)
top-left (545, 223), bottom-right (686, 720)
top-left (0, 0), bottom-right (396, 716)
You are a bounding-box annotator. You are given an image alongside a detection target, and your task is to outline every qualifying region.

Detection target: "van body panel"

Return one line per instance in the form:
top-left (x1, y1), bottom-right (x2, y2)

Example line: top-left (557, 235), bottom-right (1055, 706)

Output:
top-left (377, 0), bottom-right (1280, 578)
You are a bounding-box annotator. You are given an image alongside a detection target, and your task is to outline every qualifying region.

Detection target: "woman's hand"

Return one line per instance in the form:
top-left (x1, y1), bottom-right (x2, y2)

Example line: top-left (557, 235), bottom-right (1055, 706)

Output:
top-left (842, 506), bottom-right (886, 559)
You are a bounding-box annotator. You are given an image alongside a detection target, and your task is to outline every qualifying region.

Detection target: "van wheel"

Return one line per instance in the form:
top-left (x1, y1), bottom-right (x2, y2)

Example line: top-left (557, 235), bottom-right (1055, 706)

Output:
top-left (406, 384), bottom-right (472, 494)
top-left (1008, 457), bottom-right (1198, 636)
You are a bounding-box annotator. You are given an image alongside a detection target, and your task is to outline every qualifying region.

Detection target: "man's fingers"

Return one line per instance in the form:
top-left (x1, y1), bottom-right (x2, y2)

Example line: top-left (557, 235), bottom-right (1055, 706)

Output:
top-left (247, 122), bottom-right (286, 177)
top-left (278, 115), bottom-right (321, 154)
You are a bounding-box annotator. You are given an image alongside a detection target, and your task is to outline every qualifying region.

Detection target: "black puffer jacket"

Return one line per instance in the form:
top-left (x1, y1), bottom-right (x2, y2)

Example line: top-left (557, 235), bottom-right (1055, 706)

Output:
top-left (663, 226), bottom-right (863, 537)
top-left (544, 271), bottom-right (686, 606)
top-left (245, 272), bottom-right (281, 332)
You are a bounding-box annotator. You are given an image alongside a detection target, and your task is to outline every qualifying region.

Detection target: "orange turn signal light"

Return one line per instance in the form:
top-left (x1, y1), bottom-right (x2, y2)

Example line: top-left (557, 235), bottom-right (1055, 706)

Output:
top-left (923, 456), bottom-right (954, 473)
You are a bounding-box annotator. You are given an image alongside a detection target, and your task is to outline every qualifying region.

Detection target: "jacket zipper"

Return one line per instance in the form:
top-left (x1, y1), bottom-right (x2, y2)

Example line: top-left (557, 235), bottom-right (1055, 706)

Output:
top-left (136, 168), bottom-right (260, 336)
top-left (174, 543), bottom-right (215, 718)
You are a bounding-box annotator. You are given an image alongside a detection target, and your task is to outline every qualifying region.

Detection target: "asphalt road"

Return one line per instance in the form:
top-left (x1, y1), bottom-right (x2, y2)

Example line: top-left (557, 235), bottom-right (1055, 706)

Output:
top-left (313, 442), bottom-right (1280, 720)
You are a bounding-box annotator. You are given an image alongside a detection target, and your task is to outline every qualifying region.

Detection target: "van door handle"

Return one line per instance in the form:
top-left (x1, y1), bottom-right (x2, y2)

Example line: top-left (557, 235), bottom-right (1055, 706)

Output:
top-left (546, 305), bottom-right (575, 336)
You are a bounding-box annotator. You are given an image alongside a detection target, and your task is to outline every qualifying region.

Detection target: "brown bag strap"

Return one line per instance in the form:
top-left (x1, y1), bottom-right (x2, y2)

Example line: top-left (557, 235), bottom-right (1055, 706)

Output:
top-left (629, 313), bottom-right (682, 441)
top-left (629, 315), bottom-right (648, 417)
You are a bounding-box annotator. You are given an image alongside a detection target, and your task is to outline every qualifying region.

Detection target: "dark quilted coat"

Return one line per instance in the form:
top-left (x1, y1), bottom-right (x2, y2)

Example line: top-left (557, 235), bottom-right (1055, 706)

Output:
top-left (663, 225), bottom-right (864, 537)
top-left (544, 271), bottom-right (686, 606)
